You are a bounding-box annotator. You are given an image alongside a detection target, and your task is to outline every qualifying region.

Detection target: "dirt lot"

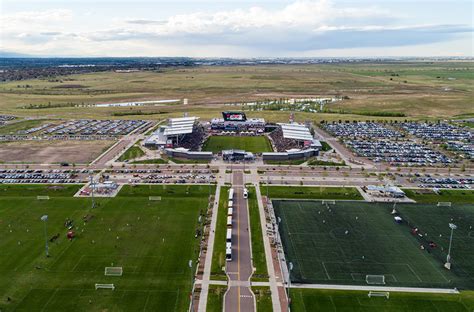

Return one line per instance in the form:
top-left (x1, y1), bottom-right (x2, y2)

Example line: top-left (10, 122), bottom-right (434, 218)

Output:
top-left (0, 140), bottom-right (114, 164)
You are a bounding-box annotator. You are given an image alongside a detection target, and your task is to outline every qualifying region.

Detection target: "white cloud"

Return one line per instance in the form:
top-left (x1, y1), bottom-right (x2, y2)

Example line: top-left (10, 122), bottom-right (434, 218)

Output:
top-left (0, 1), bottom-right (472, 57)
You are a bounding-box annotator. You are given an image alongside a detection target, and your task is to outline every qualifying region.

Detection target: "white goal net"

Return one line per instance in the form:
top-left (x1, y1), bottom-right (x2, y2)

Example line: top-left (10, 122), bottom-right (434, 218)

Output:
top-left (104, 267), bottom-right (123, 276)
top-left (95, 283), bottom-right (115, 290)
top-left (37, 196), bottom-right (50, 200)
top-left (437, 202), bottom-right (452, 207)
top-left (149, 196), bottom-right (162, 201)
top-left (366, 275), bottom-right (385, 285)
top-left (322, 200), bottom-right (336, 205)
top-left (368, 291), bottom-right (389, 299)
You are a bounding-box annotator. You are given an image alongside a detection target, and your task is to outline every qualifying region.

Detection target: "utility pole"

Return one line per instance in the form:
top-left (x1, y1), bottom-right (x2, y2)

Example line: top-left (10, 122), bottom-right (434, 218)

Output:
top-left (445, 223), bottom-right (457, 270)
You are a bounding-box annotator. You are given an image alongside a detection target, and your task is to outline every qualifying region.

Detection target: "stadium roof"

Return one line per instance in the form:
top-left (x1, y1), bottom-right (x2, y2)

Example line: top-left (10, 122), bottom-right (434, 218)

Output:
top-left (163, 117), bottom-right (198, 136)
top-left (279, 123), bottom-right (313, 141)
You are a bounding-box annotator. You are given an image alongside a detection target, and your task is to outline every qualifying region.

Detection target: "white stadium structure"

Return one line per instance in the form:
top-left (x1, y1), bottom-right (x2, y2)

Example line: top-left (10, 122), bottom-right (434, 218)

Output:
top-left (144, 117), bottom-right (199, 148)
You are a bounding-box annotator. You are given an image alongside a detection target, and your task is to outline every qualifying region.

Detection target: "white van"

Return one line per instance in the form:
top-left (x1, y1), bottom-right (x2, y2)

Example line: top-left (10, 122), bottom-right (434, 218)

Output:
top-left (227, 216), bottom-right (232, 227)
top-left (243, 188), bottom-right (249, 199)
top-left (227, 207), bottom-right (233, 216)
top-left (226, 228), bottom-right (232, 243)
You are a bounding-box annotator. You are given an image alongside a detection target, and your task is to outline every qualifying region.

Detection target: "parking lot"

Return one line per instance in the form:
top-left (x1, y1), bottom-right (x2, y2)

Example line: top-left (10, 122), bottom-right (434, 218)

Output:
top-left (417, 176), bottom-right (473, 189)
top-left (323, 122), bottom-right (404, 139)
top-left (398, 122), bottom-right (472, 141)
top-left (107, 168), bottom-right (217, 184)
top-left (0, 169), bottom-right (90, 184)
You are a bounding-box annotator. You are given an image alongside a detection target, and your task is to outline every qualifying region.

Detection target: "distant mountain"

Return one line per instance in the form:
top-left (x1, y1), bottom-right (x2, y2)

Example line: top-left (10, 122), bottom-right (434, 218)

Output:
top-left (0, 51), bottom-right (34, 58)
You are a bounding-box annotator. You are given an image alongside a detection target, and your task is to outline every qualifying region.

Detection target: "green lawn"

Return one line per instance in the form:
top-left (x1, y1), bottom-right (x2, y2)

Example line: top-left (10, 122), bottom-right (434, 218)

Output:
top-left (291, 289), bottom-right (474, 312)
top-left (118, 146), bottom-right (145, 162)
top-left (211, 186), bottom-right (230, 279)
top-left (202, 136), bottom-right (273, 153)
top-left (168, 157), bottom-right (211, 164)
top-left (0, 184), bottom-right (212, 311)
top-left (206, 285), bottom-right (226, 312)
top-left (247, 186), bottom-right (268, 280)
top-left (264, 158), bottom-right (309, 165)
top-left (0, 184), bottom-right (82, 197)
top-left (131, 158), bottom-right (169, 164)
top-left (252, 286), bottom-right (273, 312)
top-left (403, 189), bottom-right (474, 204)
top-left (273, 200), bottom-right (474, 289)
top-left (265, 186), bottom-right (363, 200)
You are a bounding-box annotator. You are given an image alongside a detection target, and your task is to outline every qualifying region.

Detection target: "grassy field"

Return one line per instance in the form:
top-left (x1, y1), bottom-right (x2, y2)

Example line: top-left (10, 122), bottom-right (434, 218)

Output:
top-left (0, 184), bottom-right (212, 311)
top-left (0, 63), bottom-right (472, 120)
top-left (252, 286), bottom-right (273, 312)
top-left (265, 186), bottom-right (363, 200)
top-left (206, 285), bottom-right (226, 312)
top-left (202, 136), bottom-right (273, 153)
top-left (290, 289), bottom-right (474, 312)
top-left (403, 189), bottom-right (474, 204)
top-left (131, 158), bottom-right (169, 164)
top-left (273, 200), bottom-right (474, 288)
top-left (117, 146), bottom-right (145, 162)
top-left (247, 186), bottom-right (268, 280)
top-left (211, 186), bottom-right (230, 279)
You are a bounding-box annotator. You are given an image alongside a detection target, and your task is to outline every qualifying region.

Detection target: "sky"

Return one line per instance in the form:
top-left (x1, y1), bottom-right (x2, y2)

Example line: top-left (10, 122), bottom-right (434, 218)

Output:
top-left (0, 0), bottom-right (472, 57)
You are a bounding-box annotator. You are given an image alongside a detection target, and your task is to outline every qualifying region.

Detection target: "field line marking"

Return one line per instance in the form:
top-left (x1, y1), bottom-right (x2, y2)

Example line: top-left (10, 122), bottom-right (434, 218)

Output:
top-left (40, 288), bottom-right (58, 312)
top-left (321, 262), bottom-right (331, 280)
top-left (142, 291), bottom-right (150, 312)
top-left (71, 254), bottom-right (85, 272)
top-left (406, 263), bottom-right (423, 282)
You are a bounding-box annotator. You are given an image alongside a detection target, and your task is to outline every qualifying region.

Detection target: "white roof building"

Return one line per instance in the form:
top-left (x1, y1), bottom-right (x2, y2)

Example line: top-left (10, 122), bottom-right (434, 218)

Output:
top-left (144, 116), bottom-right (198, 146)
top-left (279, 123), bottom-right (313, 141)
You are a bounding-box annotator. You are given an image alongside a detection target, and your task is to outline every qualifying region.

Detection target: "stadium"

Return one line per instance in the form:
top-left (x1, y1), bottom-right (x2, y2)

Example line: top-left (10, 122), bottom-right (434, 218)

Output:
top-left (143, 111), bottom-right (322, 161)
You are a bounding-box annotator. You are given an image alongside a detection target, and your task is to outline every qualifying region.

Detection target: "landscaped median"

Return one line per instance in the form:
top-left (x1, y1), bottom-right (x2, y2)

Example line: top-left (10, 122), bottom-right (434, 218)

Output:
top-left (262, 185), bottom-right (363, 200)
top-left (247, 186), bottom-right (268, 281)
top-left (210, 186), bottom-right (230, 280)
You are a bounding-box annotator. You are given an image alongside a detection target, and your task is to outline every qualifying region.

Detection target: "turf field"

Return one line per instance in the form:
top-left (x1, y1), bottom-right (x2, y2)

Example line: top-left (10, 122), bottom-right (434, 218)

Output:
top-left (202, 135), bottom-right (273, 153)
top-left (0, 184), bottom-right (213, 311)
top-left (273, 200), bottom-right (474, 289)
top-left (266, 186), bottom-right (363, 200)
top-left (290, 289), bottom-right (474, 312)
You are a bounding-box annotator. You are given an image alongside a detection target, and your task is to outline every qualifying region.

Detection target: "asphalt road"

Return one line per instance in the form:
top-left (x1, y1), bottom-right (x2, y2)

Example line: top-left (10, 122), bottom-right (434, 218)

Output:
top-left (224, 171), bottom-right (255, 312)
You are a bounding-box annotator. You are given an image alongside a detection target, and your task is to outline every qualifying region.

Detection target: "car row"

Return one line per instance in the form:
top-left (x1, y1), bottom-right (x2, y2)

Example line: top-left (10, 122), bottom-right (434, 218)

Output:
top-left (323, 122), bottom-right (404, 139)
top-left (398, 122), bottom-right (472, 141)
top-left (39, 119), bottom-right (151, 136)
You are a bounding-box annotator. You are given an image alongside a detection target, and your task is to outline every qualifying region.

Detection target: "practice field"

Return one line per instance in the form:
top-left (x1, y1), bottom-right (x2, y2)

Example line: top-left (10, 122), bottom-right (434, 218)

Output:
top-left (291, 289), bottom-right (474, 312)
top-left (0, 184), bottom-right (213, 311)
top-left (202, 135), bottom-right (273, 153)
top-left (273, 200), bottom-right (474, 289)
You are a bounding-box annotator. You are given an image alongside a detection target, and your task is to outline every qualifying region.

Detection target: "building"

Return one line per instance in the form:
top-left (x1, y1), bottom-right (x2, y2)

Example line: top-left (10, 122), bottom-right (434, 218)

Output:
top-left (144, 117), bottom-right (199, 148)
top-left (365, 185), bottom-right (406, 198)
top-left (211, 112), bottom-right (265, 132)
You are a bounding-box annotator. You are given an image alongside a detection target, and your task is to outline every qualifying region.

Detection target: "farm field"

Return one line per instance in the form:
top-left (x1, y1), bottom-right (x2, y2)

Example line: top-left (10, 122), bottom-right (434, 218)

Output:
top-left (0, 184), bottom-right (213, 311)
top-left (202, 135), bottom-right (273, 153)
top-left (290, 289), bottom-right (474, 312)
top-left (273, 200), bottom-right (474, 289)
top-left (0, 62), bottom-right (472, 120)
top-left (0, 140), bottom-right (114, 164)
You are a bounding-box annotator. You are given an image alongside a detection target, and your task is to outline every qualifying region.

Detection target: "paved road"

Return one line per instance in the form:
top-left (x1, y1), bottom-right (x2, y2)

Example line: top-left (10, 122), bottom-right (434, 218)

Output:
top-left (224, 171), bottom-right (255, 312)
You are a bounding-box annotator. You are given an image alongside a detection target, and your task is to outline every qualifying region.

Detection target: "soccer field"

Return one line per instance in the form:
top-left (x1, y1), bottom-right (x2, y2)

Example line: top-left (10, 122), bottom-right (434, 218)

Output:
top-left (202, 135), bottom-right (273, 153)
top-left (273, 200), bottom-right (474, 289)
top-left (0, 184), bottom-right (213, 311)
top-left (291, 289), bottom-right (474, 312)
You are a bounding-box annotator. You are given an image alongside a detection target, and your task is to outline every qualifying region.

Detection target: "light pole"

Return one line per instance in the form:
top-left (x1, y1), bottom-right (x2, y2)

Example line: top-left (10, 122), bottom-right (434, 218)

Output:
top-left (40, 215), bottom-right (49, 257)
top-left (188, 259), bottom-right (194, 312)
top-left (287, 261), bottom-right (293, 311)
top-left (445, 223), bottom-right (457, 270)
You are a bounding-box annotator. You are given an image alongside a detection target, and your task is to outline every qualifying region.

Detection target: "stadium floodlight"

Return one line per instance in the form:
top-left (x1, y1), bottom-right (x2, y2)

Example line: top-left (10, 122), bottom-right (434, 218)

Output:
top-left (445, 223), bottom-right (457, 269)
top-left (40, 215), bottom-right (49, 257)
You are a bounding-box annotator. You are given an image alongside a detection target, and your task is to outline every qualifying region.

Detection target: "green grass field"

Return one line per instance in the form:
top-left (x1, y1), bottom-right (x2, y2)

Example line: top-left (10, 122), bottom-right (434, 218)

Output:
top-left (206, 285), bottom-right (226, 312)
top-left (117, 146), bottom-right (145, 162)
top-left (252, 286), bottom-right (273, 312)
top-left (247, 186), bottom-right (268, 280)
top-left (0, 184), bottom-right (213, 311)
top-left (211, 186), bottom-right (230, 279)
top-left (403, 189), bottom-right (474, 204)
top-left (202, 136), bottom-right (273, 153)
top-left (265, 186), bottom-right (363, 200)
top-left (273, 200), bottom-right (474, 289)
top-left (290, 289), bottom-right (474, 312)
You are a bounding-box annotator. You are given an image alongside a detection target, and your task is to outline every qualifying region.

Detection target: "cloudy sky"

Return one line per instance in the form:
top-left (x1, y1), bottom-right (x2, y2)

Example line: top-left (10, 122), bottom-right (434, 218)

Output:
top-left (0, 0), bottom-right (472, 57)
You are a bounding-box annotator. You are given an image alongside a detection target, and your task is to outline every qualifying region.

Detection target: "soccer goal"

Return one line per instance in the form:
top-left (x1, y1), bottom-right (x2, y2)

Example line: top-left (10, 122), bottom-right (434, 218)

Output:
top-left (104, 267), bottom-right (123, 276)
top-left (366, 275), bottom-right (386, 285)
top-left (368, 291), bottom-right (389, 299)
top-left (322, 200), bottom-right (336, 205)
top-left (95, 283), bottom-right (115, 290)
top-left (149, 196), bottom-right (162, 201)
top-left (437, 202), bottom-right (452, 207)
top-left (37, 195), bottom-right (50, 200)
